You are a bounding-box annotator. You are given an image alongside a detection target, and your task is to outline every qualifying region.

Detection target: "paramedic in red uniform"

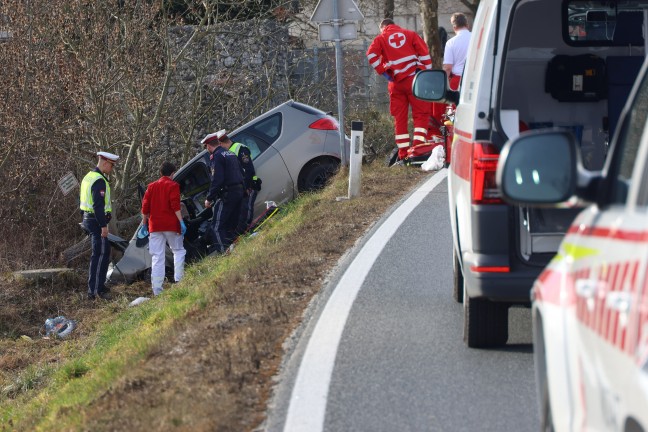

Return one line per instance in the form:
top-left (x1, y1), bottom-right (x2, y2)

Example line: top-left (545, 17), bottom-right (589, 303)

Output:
top-left (366, 18), bottom-right (433, 161)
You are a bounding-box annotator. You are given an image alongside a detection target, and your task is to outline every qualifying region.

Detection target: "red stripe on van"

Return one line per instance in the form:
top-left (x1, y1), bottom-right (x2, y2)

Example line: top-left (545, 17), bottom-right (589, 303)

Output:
top-left (567, 225), bottom-right (648, 242)
top-left (452, 134), bottom-right (473, 181)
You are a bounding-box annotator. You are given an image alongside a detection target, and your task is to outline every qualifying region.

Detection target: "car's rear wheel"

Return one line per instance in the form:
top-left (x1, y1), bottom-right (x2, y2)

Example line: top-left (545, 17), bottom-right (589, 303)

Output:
top-left (453, 249), bottom-right (464, 303)
top-left (463, 284), bottom-right (509, 347)
top-left (298, 159), bottom-right (339, 192)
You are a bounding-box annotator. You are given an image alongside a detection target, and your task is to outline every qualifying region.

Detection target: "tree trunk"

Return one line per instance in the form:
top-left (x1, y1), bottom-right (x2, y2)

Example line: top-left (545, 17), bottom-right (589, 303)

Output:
top-left (420, 0), bottom-right (443, 68)
top-left (384, 0), bottom-right (394, 19)
top-left (461, 0), bottom-right (481, 16)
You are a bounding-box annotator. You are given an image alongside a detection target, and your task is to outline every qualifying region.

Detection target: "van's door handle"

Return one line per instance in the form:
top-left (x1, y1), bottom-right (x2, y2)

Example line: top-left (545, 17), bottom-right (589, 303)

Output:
top-left (575, 279), bottom-right (600, 311)
top-left (575, 279), bottom-right (598, 299)
top-left (606, 292), bottom-right (632, 313)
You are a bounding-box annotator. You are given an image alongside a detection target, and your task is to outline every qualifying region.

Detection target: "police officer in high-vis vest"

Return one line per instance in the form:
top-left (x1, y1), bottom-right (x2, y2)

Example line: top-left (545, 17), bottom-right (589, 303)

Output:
top-left (201, 131), bottom-right (245, 254)
top-left (213, 130), bottom-right (262, 234)
top-left (80, 151), bottom-right (119, 300)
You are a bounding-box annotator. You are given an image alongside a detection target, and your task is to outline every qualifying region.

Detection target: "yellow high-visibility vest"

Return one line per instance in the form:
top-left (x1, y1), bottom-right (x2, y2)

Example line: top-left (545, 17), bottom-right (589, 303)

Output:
top-left (79, 171), bottom-right (111, 213)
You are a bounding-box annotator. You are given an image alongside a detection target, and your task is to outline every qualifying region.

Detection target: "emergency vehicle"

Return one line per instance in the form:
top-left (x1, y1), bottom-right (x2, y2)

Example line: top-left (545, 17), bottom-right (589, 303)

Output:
top-left (412, 0), bottom-right (648, 348)
top-left (496, 47), bottom-right (648, 432)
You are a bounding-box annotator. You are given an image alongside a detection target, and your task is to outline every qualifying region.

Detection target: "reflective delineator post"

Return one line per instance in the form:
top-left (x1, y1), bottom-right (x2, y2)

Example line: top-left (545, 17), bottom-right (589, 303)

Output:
top-left (348, 120), bottom-right (363, 199)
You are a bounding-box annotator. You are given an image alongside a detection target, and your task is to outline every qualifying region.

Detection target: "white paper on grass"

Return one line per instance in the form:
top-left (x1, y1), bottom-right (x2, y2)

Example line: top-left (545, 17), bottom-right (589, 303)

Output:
top-left (421, 145), bottom-right (445, 171)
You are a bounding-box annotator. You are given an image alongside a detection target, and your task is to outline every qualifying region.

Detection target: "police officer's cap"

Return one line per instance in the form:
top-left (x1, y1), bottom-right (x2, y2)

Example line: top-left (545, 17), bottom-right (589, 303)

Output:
top-left (201, 129), bottom-right (228, 147)
top-left (97, 151), bottom-right (119, 163)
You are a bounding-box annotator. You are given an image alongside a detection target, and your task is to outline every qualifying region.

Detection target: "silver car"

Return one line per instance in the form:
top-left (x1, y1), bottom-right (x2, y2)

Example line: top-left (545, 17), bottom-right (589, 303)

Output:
top-left (106, 100), bottom-right (350, 284)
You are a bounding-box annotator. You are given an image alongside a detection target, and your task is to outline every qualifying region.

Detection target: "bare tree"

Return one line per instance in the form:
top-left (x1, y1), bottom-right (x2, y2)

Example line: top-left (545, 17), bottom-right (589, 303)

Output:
top-left (420, 0), bottom-right (443, 68)
top-left (384, 0), bottom-right (394, 19)
top-left (0, 0), bottom-right (357, 269)
top-left (460, 0), bottom-right (480, 16)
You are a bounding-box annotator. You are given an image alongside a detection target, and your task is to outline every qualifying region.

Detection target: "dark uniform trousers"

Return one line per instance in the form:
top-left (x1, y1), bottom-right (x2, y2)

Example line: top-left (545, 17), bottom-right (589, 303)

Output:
top-left (210, 185), bottom-right (244, 254)
top-left (83, 215), bottom-right (111, 296)
top-left (236, 189), bottom-right (258, 235)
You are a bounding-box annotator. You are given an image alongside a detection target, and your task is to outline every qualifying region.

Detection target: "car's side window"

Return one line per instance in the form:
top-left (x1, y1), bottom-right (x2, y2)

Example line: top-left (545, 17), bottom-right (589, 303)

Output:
top-left (230, 113), bottom-right (281, 160)
top-left (610, 69), bottom-right (648, 204)
top-left (251, 113), bottom-right (282, 142)
top-left (230, 131), bottom-right (270, 160)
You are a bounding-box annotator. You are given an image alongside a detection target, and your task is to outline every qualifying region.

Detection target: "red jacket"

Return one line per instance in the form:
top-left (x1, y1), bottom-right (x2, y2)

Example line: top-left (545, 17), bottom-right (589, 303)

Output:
top-left (366, 24), bottom-right (432, 82)
top-left (141, 176), bottom-right (181, 233)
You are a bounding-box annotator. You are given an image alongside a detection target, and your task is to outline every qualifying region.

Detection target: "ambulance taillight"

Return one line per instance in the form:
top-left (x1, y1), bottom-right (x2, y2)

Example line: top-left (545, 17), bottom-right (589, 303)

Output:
top-left (471, 143), bottom-right (503, 204)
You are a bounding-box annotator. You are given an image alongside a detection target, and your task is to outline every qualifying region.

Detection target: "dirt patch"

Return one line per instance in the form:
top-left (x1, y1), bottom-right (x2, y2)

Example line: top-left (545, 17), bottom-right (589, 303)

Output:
top-left (0, 163), bottom-right (434, 431)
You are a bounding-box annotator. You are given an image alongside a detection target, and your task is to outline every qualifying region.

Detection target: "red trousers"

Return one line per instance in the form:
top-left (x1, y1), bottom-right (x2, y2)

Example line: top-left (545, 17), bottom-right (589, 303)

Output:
top-left (388, 74), bottom-right (431, 159)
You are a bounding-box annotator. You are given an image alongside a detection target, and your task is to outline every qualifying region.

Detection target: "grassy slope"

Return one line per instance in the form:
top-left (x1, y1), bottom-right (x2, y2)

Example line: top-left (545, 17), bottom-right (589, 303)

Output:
top-left (0, 163), bottom-right (432, 431)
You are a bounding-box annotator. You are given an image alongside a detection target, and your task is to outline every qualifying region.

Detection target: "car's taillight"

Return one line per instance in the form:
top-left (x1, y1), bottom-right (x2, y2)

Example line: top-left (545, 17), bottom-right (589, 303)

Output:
top-left (309, 117), bottom-right (339, 131)
top-left (471, 142), bottom-right (503, 204)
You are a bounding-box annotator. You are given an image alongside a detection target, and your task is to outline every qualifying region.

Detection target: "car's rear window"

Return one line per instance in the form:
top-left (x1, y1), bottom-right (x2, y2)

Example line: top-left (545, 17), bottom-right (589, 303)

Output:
top-left (564, 0), bottom-right (648, 46)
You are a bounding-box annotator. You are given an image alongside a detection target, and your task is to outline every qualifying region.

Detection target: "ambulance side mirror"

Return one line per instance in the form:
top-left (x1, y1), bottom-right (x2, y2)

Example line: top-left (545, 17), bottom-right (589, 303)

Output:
top-left (412, 70), bottom-right (459, 105)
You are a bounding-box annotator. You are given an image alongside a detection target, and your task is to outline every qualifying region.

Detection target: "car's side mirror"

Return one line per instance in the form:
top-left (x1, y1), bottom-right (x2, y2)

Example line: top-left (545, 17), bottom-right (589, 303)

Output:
top-left (497, 130), bottom-right (578, 205)
top-left (412, 70), bottom-right (459, 105)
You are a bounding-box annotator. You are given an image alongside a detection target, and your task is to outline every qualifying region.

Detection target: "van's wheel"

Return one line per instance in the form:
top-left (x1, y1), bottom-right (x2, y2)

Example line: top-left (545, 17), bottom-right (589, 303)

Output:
top-left (463, 285), bottom-right (509, 347)
top-left (453, 249), bottom-right (464, 303)
top-left (298, 159), bottom-right (339, 192)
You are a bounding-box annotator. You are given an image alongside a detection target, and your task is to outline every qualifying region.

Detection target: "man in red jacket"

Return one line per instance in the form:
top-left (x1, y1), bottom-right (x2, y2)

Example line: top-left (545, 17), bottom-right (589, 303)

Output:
top-left (141, 161), bottom-right (187, 296)
top-left (366, 18), bottom-right (433, 161)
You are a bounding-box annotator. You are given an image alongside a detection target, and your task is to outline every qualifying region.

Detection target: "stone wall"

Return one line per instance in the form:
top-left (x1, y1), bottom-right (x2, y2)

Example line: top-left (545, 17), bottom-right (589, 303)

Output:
top-left (168, 1), bottom-right (474, 141)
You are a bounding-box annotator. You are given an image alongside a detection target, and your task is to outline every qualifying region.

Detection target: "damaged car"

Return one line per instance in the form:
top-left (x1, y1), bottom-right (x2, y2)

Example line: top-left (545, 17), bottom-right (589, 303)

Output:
top-left (105, 100), bottom-right (350, 284)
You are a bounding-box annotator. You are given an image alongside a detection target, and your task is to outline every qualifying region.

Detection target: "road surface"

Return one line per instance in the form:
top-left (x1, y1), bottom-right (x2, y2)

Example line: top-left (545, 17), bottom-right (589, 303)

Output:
top-left (265, 170), bottom-right (539, 432)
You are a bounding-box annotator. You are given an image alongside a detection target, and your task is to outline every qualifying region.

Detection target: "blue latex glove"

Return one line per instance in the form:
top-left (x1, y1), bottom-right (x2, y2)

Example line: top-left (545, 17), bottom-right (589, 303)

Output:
top-left (180, 220), bottom-right (187, 236)
top-left (382, 72), bottom-right (393, 82)
top-left (137, 223), bottom-right (149, 239)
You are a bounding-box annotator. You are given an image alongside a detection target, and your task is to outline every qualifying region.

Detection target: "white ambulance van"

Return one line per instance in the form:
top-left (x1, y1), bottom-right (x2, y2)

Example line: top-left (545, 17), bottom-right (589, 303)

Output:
top-left (413, 0), bottom-right (648, 348)
top-left (497, 55), bottom-right (648, 432)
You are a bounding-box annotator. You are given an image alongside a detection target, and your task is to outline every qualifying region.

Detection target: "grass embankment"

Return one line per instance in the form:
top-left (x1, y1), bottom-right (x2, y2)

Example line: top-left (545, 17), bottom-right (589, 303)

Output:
top-left (0, 162), bottom-right (431, 431)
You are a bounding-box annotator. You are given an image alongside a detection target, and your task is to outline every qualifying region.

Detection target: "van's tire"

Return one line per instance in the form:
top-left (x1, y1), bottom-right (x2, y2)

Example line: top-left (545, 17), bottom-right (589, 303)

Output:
top-left (298, 159), bottom-right (339, 192)
top-left (453, 249), bottom-right (464, 303)
top-left (463, 288), bottom-right (509, 348)
top-left (534, 316), bottom-right (555, 432)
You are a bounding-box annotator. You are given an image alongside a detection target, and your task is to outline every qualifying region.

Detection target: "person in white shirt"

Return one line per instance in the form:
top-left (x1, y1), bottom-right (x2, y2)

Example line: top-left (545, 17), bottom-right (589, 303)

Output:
top-left (443, 13), bottom-right (471, 90)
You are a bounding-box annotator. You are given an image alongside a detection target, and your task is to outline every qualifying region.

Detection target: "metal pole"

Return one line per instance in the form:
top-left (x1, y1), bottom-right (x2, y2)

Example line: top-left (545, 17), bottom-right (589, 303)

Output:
top-left (332, 0), bottom-right (346, 166)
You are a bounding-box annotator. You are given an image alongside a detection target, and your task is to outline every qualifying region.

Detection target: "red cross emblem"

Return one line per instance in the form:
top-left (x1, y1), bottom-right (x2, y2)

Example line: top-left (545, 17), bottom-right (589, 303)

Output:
top-left (388, 32), bottom-right (406, 48)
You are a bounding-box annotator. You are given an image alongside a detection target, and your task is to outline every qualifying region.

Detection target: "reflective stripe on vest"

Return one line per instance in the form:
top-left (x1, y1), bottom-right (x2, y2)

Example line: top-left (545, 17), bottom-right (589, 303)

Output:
top-left (79, 171), bottom-right (111, 212)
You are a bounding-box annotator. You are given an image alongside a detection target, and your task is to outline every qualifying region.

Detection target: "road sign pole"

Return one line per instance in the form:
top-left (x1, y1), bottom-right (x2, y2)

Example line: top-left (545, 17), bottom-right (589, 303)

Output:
top-left (332, 0), bottom-right (346, 166)
top-left (310, 0), bottom-right (364, 167)
top-left (334, 37), bottom-right (346, 166)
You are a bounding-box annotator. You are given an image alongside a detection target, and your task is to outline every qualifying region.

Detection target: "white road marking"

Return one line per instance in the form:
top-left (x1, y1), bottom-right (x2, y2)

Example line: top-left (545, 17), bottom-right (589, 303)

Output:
top-left (283, 169), bottom-right (448, 432)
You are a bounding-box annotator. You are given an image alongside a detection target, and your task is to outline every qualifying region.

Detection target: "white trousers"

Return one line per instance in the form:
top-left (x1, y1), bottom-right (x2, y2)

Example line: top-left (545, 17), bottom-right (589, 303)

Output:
top-left (149, 231), bottom-right (186, 296)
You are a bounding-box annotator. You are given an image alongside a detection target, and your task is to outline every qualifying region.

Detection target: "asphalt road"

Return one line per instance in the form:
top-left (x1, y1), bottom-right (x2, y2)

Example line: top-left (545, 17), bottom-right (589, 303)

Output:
top-left (265, 170), bottom-right (539, 432)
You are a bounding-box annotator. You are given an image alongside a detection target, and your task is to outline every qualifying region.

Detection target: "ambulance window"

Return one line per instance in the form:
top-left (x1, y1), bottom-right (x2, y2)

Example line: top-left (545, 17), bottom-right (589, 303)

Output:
top-left (564, 1), bottom-right (647, 46)
top-left (610, 69), bottom-right (648, 205)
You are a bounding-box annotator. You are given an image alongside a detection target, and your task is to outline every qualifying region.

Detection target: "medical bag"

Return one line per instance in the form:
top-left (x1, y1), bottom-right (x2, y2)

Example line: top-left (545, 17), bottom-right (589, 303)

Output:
top-left (545, 54), bottom-right (607, 102)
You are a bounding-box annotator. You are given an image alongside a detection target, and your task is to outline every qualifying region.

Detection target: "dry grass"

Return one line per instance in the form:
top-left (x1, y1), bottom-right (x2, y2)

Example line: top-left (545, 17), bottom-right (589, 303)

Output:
top-left (0, 162), bottom-right (432, 431)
